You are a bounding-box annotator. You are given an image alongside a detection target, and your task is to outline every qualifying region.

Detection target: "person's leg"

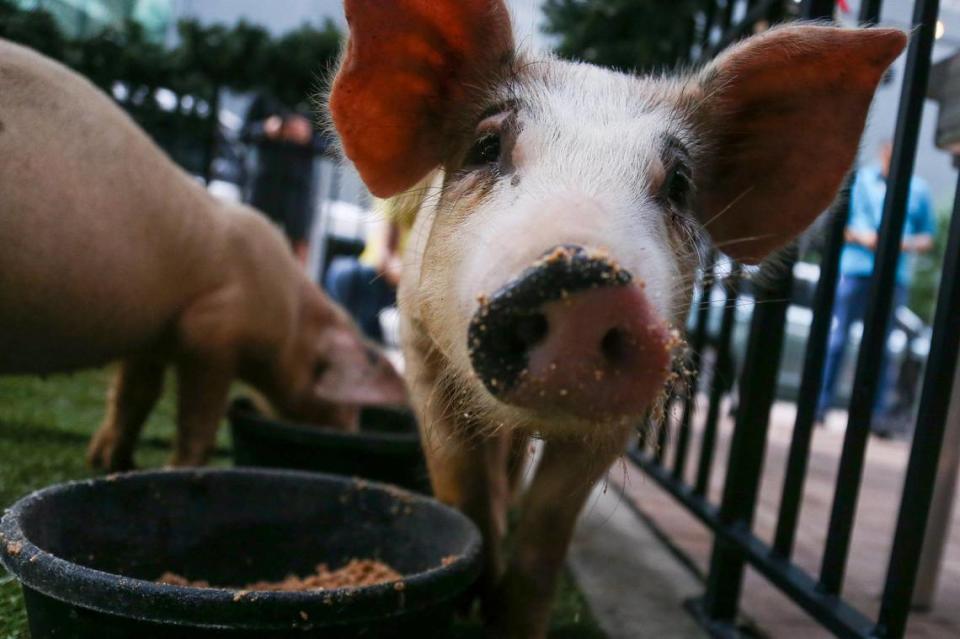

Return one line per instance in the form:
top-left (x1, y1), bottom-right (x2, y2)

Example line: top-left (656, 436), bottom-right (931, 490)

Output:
top-left (873, 283), bottom-right (909, 418)
top-left (816, 276), bottom-right (862, 421)
top-left (324, 257), bottom-right (360, 307)
top-left (324, 257), bottom-right (390, 342)
top-left (366, 275), bottom-right (398, 342)
top-left (353, 270), bottom-right (400, 342)
top-left (283, 184), bottom-right (314, 266)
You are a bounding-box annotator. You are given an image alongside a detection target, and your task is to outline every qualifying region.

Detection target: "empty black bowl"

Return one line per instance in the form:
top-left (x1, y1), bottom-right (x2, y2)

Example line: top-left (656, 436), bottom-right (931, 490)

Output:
top-left (0, 468), bottom-right (480, 638)
top-left (229, 398), bottom-right (431, 494)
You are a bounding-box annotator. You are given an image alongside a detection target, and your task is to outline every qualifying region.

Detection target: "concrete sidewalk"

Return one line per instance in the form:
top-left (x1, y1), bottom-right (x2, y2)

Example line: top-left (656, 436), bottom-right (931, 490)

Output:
top-left (568, 485), bottom-right (707, 639)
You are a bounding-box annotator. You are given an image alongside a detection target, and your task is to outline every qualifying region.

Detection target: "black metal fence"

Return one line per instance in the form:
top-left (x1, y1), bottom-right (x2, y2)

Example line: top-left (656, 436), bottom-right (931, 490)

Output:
top-left (630, 0), bottom-right (960, 637)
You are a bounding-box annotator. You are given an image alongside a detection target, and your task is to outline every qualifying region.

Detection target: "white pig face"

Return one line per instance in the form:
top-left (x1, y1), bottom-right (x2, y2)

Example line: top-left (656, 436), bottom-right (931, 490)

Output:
top-left (328, 0), bottom-right (905, 438)
top-left (402, 60), bottom-right (704, 435)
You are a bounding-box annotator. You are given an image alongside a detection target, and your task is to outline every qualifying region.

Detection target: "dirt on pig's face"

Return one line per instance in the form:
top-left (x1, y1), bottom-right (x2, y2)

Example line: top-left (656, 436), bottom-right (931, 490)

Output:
top-left (399, 60), bottom-right (704, 436)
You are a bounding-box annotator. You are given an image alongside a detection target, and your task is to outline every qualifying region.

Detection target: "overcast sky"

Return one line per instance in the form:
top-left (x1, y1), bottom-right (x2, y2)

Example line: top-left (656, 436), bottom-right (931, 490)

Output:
top-left (174, 0), bottom-right (549, 48)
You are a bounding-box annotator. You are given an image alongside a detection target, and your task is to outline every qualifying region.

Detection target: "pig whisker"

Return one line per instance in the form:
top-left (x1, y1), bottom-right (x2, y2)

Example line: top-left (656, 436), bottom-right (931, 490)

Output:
top-left (687, 297), bottom-right (790, 313)
top-left (700, 186), bottom-right (755, 230)
top-left (582, 462), bottom-right (629, 533)
top-left (711, 232), bottom-right (779, 251)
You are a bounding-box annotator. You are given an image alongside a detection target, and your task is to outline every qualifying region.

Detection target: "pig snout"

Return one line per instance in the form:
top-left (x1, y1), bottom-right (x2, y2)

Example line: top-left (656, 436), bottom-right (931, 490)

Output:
top-left (467, 245), bottom-right (675, 419)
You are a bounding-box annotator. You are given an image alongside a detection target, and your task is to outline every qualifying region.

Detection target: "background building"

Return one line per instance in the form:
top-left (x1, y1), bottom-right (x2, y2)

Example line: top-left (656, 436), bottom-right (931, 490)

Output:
top-left (848, 0), bottom-right (960, 204)
top-left (13, 0), bottom-right (171, 40)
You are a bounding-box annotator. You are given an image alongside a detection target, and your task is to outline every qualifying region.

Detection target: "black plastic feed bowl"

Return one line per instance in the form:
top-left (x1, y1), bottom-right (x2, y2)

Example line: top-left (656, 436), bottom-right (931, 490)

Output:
top-left (0, 469), bottom-right (481, 638)
top-left (229, 398), bottom-right (431, 494)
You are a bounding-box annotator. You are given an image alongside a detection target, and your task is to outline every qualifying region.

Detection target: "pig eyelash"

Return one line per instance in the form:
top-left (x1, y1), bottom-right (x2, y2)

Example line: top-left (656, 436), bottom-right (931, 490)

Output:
top-left (463, 133), bottom-right (502, 169)
top-left (460, 107), bottom-right (517, 171)
top-left (663, 161), bottom-right (693, 209)
top-left (313, 361), bottom-right (328, 379)
top-left (658, 135), bottom-right (694, 211)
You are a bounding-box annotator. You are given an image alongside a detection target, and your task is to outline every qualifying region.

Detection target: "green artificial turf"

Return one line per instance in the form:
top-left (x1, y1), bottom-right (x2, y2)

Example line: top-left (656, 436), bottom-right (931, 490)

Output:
top-left (0, 370), bottom-right (604, 638)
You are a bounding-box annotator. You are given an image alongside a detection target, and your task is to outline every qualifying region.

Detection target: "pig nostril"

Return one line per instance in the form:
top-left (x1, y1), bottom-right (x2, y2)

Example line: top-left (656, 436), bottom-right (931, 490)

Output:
top-left (601, 327), bottom-right (630, 365)
top-left (468, 246), bottom-right (637, 399)
top-left (513, 314), bottom-right (549, 351)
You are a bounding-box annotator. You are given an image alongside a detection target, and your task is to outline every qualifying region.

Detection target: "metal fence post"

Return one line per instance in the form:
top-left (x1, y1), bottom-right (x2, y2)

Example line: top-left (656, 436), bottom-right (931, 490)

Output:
top-left (627, 1), bottom-right (960, 636)
top-left (699, 249), bottom-right (796, 629)
top-left (820, 0), bottom-right (940, 597)
top-left (874, 167), bottom-right (960, 638)
top-left (911, 358), bottom-right (960, 609)
top-left (675, 254), bottom-right (717, 481)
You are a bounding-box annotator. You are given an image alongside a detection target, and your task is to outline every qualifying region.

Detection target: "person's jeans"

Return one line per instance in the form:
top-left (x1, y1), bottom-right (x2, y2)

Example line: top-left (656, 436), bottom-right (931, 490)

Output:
top-left (323, 257), bottom-right (397, 343)
top-left (816, 275), bottom-right (907, 423)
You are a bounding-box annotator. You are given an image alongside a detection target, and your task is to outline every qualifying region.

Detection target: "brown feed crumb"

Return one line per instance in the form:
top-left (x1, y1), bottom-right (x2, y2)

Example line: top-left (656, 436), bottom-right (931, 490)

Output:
top-left (156, 559), bottom-right (402, 592)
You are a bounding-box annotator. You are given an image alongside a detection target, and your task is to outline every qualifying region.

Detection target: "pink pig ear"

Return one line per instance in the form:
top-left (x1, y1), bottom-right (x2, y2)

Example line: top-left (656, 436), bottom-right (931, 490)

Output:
top-left (330, 0), bottom-right (514, 198)
top-left (695, 26), bottom-right (906, 264)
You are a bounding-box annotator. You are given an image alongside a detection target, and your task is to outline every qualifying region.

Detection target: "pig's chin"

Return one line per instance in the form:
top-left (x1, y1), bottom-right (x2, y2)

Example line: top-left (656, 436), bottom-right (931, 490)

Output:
top-left (498, 383), bottom-right (668, 436)
top-left (465, 377), bottom-right (669, 440)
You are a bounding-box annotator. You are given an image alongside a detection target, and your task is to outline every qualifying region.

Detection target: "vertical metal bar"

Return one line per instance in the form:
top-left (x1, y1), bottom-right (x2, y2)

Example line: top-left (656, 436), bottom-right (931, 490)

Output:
top-left (694, 263), bottom-right (741, 497)
top-left (638, 415), bottom-right (651, 452)
top-left (765, 0), bottom-right (785, 25)
top-left (772, 0), bottom-right (886, 563)
top-left (874, 174), bottom-right (960, 639)
top-left (820, 0), bottom-right (938, 596)
top-left (655, 401), bottom-right (671, 465)
top-left (912, 347), bottom-right (960, 609)
top-left (719, 0), bottom-right (736, 33)
top-left (701, 0), bottom-right (719, 48)
top-left (700, 0), bottom-right (831, 623)
top-left (681, 13), bottom-right (699, 65)
top-left (702, 248), bottom-right (797, 622)
top-left (860, 0), bottom-right (884, 25)
top-left (773, 180), bottom-right (851, 559)
top-left (674, 254), bottom-right (717, 480)
top-left (707, 0), bottom-right (785, 57)
top-left (802, 0), bottom-right (836, 19)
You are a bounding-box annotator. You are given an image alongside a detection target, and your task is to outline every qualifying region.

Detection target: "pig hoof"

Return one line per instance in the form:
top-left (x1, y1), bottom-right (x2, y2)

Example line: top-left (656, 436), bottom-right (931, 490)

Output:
top-left (86, 433), bottom-right (134, 472)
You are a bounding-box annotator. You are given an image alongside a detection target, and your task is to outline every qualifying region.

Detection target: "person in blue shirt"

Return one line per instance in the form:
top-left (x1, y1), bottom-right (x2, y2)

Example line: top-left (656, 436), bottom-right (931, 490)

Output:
top-left (816, 142), bottom-right (935, 431)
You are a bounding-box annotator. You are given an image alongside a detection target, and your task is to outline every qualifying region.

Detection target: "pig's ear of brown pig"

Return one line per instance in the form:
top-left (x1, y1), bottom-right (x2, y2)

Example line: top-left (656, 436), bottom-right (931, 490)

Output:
top-left (329, 0), bottom-right (514, 197)
top-left (694, 26), bottom-right (906, 264)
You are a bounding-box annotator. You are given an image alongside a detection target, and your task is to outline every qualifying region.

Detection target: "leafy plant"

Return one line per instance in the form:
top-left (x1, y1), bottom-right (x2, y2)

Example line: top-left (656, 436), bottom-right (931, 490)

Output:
top-left (0, 1), bottom-right (343, 176)
top-left (908, 207), bottom-right (952, 323)
top-left (542, 0), bottom-right (701, 72)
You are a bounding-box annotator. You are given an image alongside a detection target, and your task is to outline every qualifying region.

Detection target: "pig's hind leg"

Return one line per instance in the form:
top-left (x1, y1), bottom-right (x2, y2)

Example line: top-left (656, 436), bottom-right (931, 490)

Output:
top-left (87, 355), bottom-right (166, 471)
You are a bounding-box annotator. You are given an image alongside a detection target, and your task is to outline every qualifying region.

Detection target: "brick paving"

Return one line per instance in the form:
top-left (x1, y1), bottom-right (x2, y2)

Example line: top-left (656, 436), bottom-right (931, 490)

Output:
top-left (616, 399), bottom-right (960, 638)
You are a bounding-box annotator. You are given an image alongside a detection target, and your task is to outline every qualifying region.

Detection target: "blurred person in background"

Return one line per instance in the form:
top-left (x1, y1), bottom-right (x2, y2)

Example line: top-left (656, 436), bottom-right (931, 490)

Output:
top-left (816, 141), bottom-right (935, 434)
top-left (243, 93), bottom-right (327, 264)
top-left (324, 184), bottom-right (423, 344)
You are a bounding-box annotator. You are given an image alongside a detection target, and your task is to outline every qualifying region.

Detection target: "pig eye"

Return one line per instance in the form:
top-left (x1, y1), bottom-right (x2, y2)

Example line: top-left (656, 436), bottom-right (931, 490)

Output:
top-left (664, 162), bottom-right (692, 208)
top-left (464, 133), bottom-right (502, 168)
top-left (313, 361), bottom-right (328, 380)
